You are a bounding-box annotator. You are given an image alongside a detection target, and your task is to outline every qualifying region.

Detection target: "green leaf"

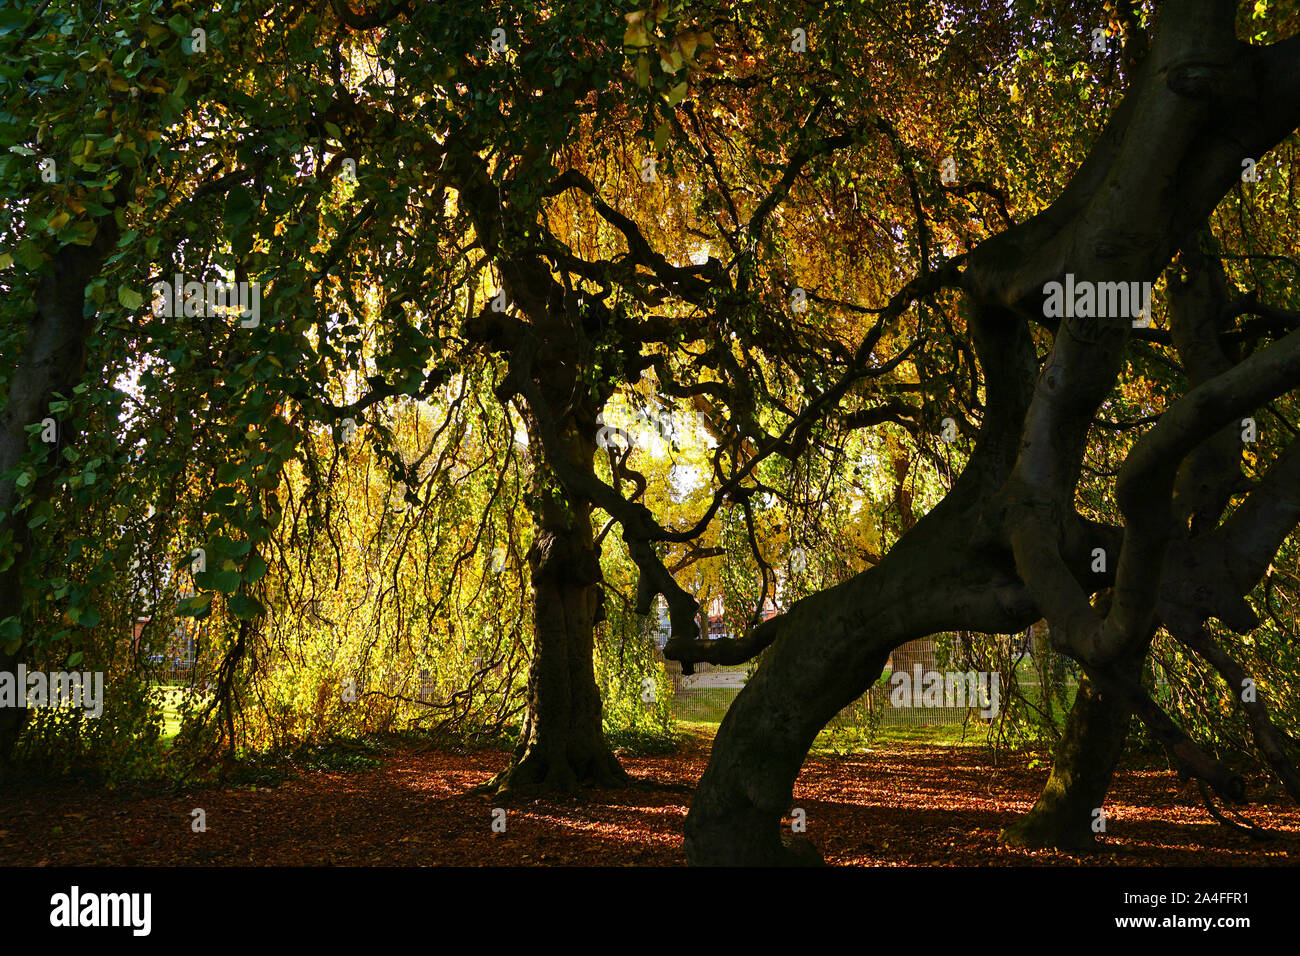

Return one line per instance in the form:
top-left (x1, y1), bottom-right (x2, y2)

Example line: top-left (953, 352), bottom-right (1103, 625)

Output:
top-left (224, 185), bottom-right (256, 228)
top-left (243, 552), bottom-right (268, 583)
top-left (178, 592), bottom-right (214, 618)
top-left (0, 8), bottom-right (29, 35)
top-left (212, 570), bottom-right (241, 593)
top-left (0, 615), bottom-right (19, 655)
top-left (67, 651), bottom-right (84, 667)
top-left (118, 285), bottom-right (143, 311)
top-left (14, 239), bottom-right (43, 271)
top-left (27, 500), bottom-right (52, 529)
top-left (228, 593), bottom-right (265, 620)
top-left (209, 486), bottom-right (238, 508)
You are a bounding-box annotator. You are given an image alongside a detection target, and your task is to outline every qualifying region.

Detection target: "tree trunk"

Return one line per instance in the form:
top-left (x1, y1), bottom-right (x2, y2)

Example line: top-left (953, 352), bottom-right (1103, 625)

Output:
top-left (0, 229), bottom-right (117, 771)
top-left (684, 302), bottom-right (1041, 864)
top-left (0, 640), bottom-right (26, 773)
top-left (998, 660), bottom-right (1138, 849)
top-left (685, 502), bottom-right (1038, 864)
top-left (683, 591), bottom-right (896, 865)
top-left (489, 424), bottom-right (628, 795)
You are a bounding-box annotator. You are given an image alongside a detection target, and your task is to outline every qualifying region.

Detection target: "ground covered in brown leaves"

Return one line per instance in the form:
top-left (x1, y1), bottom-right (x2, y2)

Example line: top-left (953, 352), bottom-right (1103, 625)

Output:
top-left (3, 740), bottom-right (1297, 866)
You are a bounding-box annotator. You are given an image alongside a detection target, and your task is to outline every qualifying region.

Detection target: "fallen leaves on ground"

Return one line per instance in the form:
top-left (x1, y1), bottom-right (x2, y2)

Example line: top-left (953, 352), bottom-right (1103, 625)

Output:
top-left (1, 741), bottom-right (1296, 866)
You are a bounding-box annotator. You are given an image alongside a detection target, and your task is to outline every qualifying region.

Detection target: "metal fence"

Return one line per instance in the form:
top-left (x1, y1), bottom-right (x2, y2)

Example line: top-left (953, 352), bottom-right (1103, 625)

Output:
top-left (661, 635), bottom-right (1081, 731)
top-left (665, 663), bottom-right (749, 723)
top-left (142, 636), bottom-right (199, 684)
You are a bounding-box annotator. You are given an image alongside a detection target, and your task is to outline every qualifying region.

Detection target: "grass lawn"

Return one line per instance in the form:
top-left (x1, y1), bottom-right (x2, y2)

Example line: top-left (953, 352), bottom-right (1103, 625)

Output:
top-left (673, 696), bottom-right (998, 750)
top-left (668, 660), bottom-right (1083, 751)
top-left (150, 684), bottom-right (204, 742)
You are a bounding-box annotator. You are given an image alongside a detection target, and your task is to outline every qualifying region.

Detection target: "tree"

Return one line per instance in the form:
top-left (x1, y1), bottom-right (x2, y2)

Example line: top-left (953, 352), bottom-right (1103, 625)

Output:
top-left (681, 1), bottom-right (1300, 862)
top-left (0, 0), bottom-right (184, 765)
top-left (308, 0), bottom-right (961, 792)
top-left (5, 0), bottom-right (1300, 872)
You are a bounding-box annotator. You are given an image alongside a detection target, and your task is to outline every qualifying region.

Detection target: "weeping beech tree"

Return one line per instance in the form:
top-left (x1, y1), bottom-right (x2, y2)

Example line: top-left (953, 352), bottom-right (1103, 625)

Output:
top-left (312, 0), bottom-right (997, 791)
top-left (7, 0), bottom-right (1300, 865)
top-left (430, 0), bottom-right (1300, 852)
top-left (435, 0), bottom-right (1300, 855)
top-left (675, 2), bottom-right (1300, 862)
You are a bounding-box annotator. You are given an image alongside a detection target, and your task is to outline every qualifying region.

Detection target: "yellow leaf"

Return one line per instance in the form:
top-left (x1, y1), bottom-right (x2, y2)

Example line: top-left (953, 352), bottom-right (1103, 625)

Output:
top-left (48, 211), bottom-right (70, 231)
top-left (624, 23), bottom-right (650, 47)
top-left (0, 253), bottom-right (12, 270)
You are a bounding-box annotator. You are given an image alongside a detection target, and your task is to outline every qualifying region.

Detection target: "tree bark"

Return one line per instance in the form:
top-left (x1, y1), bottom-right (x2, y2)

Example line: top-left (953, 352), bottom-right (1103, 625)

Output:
top-left (683, 303), bottom-right (1044, 864)
top-left (684, 497), bottom-right (1039, 864)
top-left (489, 424), bottom-right (628, 794)
top-left (993, 245), bottom-right (1270, 843)
top-left (999, 650), bottom-right (1143, 849)
top-left (0, 228), bottom-right (117, 771)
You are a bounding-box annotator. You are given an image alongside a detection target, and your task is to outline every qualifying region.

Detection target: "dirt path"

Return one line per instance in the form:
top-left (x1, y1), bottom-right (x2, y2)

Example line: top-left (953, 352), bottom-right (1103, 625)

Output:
top-left (2, 743), bottom-right (1296, 866)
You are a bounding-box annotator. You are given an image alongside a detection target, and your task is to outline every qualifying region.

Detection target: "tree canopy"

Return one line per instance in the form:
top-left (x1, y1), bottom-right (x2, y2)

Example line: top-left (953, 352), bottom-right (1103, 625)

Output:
top-left (2, 0), bottom-right (1300, 865)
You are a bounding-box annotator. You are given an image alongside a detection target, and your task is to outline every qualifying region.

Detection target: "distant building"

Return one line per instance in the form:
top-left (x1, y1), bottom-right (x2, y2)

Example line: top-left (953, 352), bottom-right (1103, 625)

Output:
top-left (130, 585), bottom-right (204, 679)
top-left (652, 594), bottom-right (780, 648)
